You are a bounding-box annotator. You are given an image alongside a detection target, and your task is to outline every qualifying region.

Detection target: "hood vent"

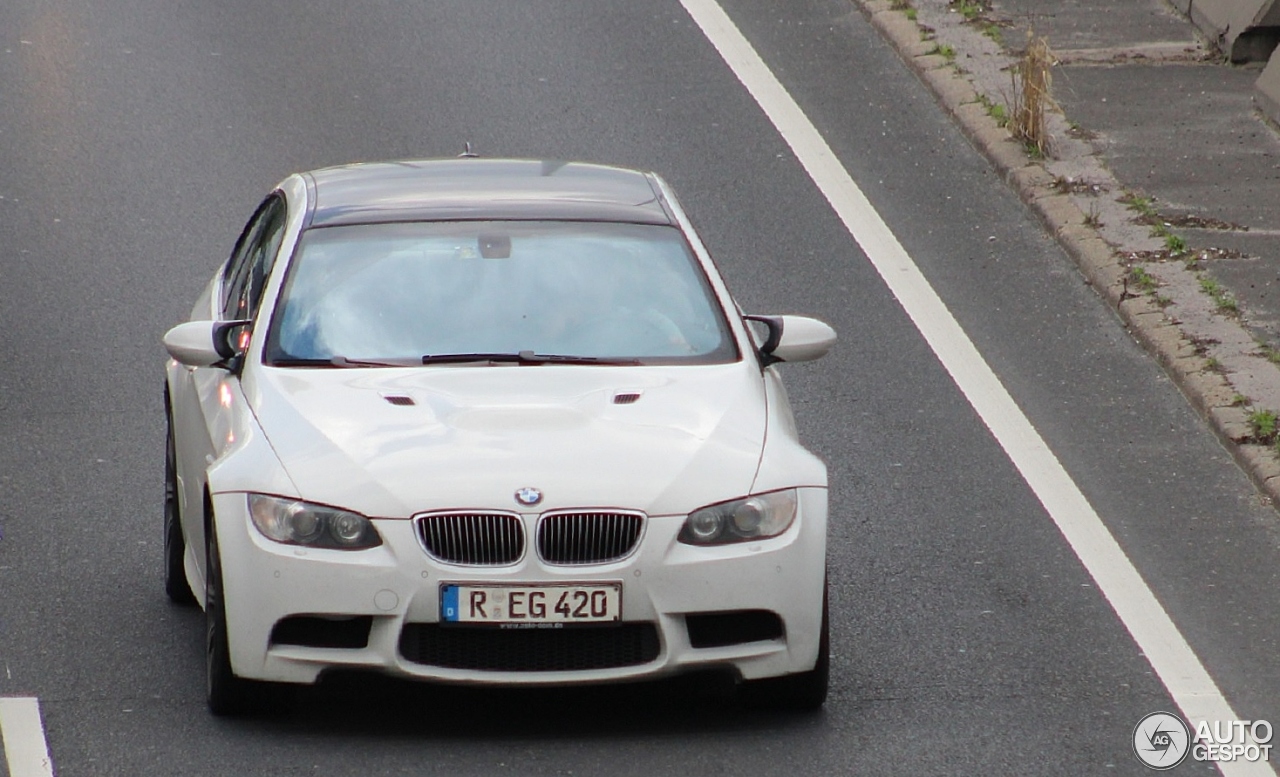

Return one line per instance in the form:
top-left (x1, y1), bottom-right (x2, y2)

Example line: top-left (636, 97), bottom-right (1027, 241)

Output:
top-left (383, 395), bottom-right (416, 406)
top-left (612, 391), bottom-right (642, 405)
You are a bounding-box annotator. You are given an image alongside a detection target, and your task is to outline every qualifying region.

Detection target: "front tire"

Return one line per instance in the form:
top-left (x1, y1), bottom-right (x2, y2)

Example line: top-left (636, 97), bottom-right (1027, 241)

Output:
top-left (205, 522), bottom-right (260, 716)
top-left (164, 409), bottom-right (196, 605)
top-left (740, 579), bottom-right (830, 711)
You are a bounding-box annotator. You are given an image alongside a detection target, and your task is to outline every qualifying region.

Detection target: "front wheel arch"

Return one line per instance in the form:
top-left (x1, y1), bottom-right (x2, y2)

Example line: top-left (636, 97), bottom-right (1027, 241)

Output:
top-left (204, 489), bottom-right (258, 715)
top-left (163, 387), bottom-right (196, 605)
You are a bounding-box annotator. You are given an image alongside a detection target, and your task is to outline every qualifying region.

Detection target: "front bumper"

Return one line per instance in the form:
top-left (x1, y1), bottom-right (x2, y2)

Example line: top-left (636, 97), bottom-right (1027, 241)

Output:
top-left (211, 488), bottom-right (827, 687)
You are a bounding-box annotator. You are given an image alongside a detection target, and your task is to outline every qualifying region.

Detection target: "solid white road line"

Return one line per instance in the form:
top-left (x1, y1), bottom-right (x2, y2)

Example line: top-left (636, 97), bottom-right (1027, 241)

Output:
top-left (0, 697), bottom-right (54, 777)
top-left (677, 0), bottom-right (1274, 773)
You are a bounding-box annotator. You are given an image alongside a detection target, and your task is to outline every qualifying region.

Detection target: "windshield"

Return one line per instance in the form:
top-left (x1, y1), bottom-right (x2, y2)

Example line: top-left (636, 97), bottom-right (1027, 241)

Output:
top-left (263, 221), bottom-right (738, 366)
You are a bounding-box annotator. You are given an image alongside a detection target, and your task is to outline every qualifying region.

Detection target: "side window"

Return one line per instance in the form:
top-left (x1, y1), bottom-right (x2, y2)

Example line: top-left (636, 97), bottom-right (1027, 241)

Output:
top-left (222, 195), bottom-right (287, 321)
top-left (238, 201), bottom-right (286, 320)
top-left (221, 203), bottom-right (267, 318)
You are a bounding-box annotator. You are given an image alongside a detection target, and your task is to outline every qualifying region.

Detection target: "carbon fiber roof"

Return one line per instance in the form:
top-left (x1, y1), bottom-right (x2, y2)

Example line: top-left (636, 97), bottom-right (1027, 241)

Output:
top-left (304, 159), bottom-right (672, 227)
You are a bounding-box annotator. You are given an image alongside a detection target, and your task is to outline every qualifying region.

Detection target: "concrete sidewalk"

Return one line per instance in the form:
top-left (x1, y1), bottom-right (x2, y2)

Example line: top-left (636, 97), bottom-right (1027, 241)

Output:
top-left (853, 0), bottom-right (1280, 505)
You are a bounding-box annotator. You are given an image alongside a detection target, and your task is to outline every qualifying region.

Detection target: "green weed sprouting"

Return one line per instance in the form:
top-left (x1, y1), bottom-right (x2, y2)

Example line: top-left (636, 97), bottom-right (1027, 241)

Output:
top-left (1199, 275), bottom-right (1238, 314)
top-left (1249, 408), bottom-right (1279, 444)
top-left (1164, 233), bottom-right (1188, 255)
top-left (1129, 266), bottom-right (1158, 293)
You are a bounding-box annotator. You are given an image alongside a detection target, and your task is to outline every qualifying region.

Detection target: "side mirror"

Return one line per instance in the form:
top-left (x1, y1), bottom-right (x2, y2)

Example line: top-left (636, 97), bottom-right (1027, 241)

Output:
top-left (163, 320), bottom-right (250, 368)
top-left (745, 315), bottom-right (836, 365)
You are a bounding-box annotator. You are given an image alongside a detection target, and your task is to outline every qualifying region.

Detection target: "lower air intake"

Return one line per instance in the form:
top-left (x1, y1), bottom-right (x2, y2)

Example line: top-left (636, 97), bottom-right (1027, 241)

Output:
top-left (270, 615), bottom-right (373, 649)
top-left (685, 610), bottom-right (784, 648)
top-left (399, 623), bottom-right (660, 671)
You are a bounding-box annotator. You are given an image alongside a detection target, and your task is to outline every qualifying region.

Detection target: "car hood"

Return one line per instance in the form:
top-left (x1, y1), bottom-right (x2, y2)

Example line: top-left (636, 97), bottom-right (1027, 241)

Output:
top-left (246, 363), bottom-right (767, 518)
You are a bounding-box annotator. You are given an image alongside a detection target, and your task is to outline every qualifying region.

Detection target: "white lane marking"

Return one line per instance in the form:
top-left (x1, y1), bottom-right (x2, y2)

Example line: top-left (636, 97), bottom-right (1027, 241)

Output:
top-left (0, 697), bottom-right (54, 777)
top-left (678, 1), bottom-right (1274, 773)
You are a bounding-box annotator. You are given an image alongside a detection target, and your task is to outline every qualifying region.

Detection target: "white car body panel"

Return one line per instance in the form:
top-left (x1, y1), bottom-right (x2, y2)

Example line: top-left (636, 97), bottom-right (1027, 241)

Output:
top-left (240, 362), bottom-right (787, 519)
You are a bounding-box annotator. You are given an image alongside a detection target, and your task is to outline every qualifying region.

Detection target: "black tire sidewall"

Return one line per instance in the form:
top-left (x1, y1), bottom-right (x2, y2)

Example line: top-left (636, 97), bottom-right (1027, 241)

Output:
top-left (205, 522), bottom-right (247, 714)
top-left (164, 415), bottom-right (195, 604)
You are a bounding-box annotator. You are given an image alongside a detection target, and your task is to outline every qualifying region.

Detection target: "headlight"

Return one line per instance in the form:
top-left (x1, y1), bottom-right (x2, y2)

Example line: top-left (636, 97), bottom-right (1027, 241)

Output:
top-left (678, 489), bottom-right (798, 545)
top-left (247, 494), bottom-right (382, 550)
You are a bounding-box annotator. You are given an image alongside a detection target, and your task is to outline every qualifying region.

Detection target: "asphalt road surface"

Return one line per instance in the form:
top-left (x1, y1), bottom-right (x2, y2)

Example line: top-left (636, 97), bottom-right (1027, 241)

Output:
top-left (1, 0), bottom-right (1277, 774)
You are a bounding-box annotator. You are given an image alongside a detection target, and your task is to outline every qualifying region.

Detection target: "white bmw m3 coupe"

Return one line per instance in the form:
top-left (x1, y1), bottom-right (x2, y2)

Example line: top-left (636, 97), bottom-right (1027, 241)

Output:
top-left (162, 158), bottom-right (836, 715)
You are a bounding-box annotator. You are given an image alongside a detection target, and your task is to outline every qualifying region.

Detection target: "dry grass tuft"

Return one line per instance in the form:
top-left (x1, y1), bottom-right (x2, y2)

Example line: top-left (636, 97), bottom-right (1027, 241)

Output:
top-left (1010, 31), bottom-right (1055, 156)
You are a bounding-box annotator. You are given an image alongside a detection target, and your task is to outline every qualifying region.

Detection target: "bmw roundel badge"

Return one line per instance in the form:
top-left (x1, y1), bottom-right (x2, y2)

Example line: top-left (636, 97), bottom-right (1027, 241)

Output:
top-left (515, 487), bottom-right (543, 507)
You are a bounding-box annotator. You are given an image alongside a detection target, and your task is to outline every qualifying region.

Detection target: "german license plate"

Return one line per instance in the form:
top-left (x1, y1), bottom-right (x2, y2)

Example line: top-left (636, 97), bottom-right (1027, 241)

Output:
top-left (440, 583), bottom-right (622, 625)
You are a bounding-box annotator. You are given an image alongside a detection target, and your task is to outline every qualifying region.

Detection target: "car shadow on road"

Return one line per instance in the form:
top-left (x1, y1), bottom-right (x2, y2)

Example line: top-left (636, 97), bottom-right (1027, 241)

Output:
top-left (243, 670), bottom-right (826, 740)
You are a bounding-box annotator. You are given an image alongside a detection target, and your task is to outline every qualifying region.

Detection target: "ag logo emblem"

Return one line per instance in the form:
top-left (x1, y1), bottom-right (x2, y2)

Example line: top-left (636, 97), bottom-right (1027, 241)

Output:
top-left (1133, 711), bottom-right (1191, 770)
top-left (515, 487), bottom-right (543, 507)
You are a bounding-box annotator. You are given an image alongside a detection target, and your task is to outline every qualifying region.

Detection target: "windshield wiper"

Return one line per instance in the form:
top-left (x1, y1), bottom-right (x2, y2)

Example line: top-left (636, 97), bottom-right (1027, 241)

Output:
top-left (420, 351), bottom-right (642, 366)
top-left (268, 356), bottom-right (422, 368)
top-left (519, 352), bottom-right (643, 366)
top-left (268, 357), bottom-right (345, 368)
top-left (332, 356), bottom-right (423, 368)
top-left (419, 352), bottom-right (526, 365)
